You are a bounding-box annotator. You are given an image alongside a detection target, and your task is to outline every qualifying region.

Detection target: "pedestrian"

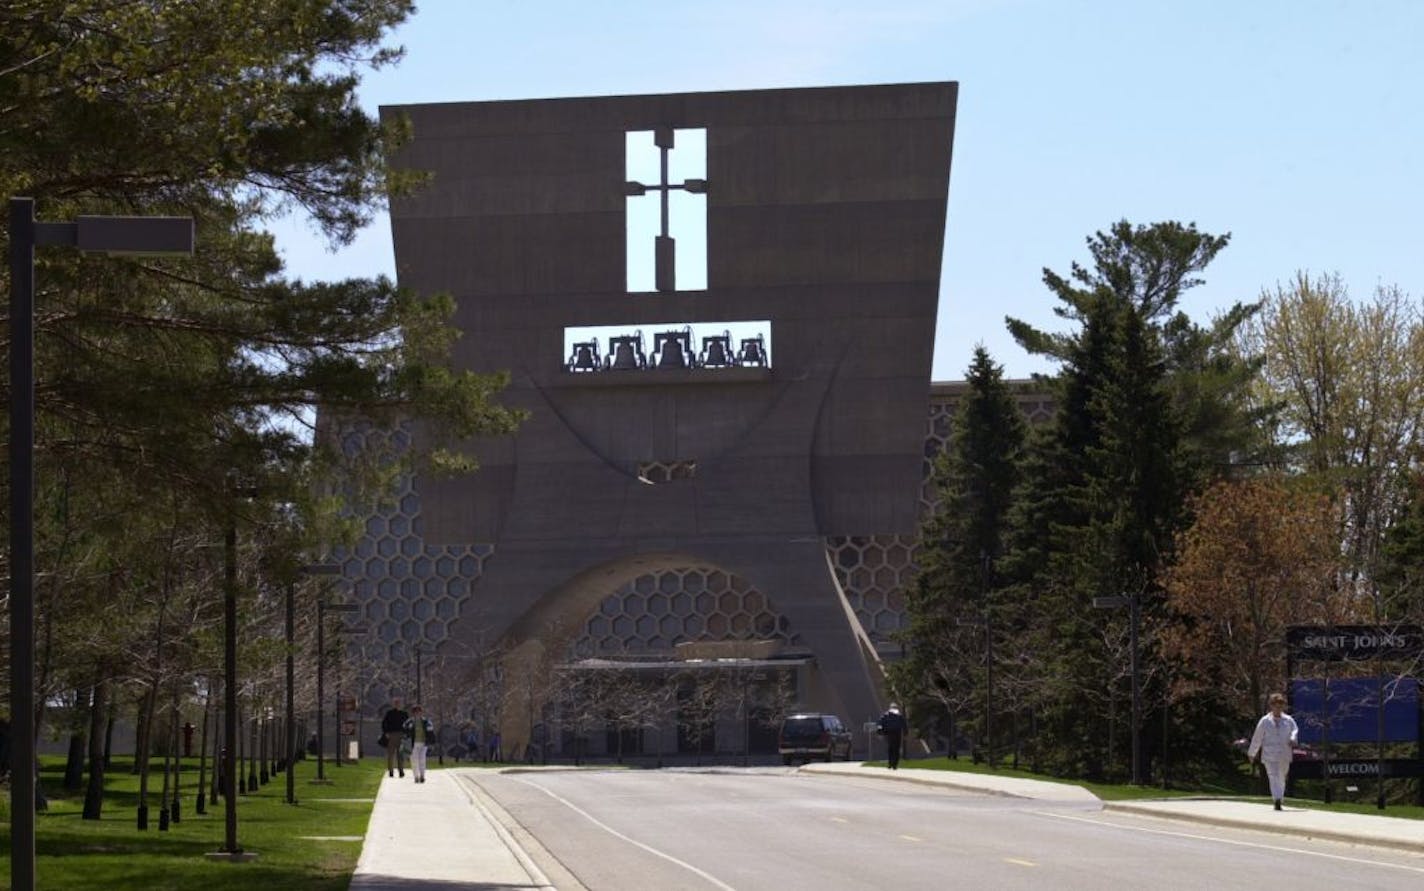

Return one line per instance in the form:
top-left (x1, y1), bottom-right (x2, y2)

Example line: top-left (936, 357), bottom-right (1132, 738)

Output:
top-left (488, 729), bottom-right (503, 763)
top-left (464, 726), bottom-right (480, 764)
top-left (403, 704), bottom-right (436, 783)
top-left (381, 698), bottom-right (409, 778)
top-left (1247, 692), bottom-right (1299, 811)
top-left (877, 703), bottom-right (907, 770)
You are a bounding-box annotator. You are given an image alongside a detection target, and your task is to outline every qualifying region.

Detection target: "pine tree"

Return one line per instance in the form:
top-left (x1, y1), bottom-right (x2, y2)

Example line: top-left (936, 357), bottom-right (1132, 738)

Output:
top-left (892, 347), bottom-right (1026, 759)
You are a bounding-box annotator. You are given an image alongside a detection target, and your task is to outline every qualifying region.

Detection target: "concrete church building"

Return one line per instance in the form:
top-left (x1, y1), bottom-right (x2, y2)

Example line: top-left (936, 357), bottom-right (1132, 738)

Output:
top-left (337, 83), bottom-right (969, 759)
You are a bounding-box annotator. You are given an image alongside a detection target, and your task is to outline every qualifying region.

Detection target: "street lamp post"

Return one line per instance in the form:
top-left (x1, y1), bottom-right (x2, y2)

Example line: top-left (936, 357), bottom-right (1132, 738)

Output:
top-left (287, 564), bottom-right (340, 804)
top-left (8, 197), bottom-right (192, 890)
top-left (1094, 592), bottom-right (1144, 785)
top-left (315, 599), bottom-right (360, 782)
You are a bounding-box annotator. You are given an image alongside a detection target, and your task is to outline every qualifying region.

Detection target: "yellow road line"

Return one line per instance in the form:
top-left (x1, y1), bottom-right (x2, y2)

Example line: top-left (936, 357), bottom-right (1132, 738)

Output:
top-left (1004, 858), bottom-right (1037, 868)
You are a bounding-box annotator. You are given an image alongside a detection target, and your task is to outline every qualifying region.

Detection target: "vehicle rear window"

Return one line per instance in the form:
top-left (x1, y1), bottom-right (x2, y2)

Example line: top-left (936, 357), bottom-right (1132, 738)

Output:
top-left (782, 717), bottom-right (823, 735)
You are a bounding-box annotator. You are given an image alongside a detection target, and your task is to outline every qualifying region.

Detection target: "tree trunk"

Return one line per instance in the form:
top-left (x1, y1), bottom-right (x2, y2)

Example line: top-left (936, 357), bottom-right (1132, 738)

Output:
top-left (63, 731), bottom-right (86, 791)
top-left (103, 703), bottom-right (116, 769)
top-left (82, 677), bottom-right (109, 819)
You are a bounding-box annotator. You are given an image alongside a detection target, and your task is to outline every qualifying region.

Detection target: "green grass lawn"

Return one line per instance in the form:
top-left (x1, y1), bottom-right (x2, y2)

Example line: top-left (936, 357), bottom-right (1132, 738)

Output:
top-left (1, 753), bottom-right (383, 890)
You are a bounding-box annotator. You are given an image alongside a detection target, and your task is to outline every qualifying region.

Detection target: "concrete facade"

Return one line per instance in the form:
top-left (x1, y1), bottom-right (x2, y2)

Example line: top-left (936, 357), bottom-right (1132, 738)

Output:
top-left (370, 83), bottom-right (957, 747)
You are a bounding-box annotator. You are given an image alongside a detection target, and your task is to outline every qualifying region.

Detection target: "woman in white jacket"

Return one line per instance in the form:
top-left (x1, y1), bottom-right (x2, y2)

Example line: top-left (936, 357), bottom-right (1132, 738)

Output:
top-left (1247, 692), bottom-right (1299, 811)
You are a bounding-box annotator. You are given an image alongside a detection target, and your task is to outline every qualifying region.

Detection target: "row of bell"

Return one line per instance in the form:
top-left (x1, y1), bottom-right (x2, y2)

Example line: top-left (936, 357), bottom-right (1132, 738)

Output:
top-left (566, 331), bottom-right (768, 372)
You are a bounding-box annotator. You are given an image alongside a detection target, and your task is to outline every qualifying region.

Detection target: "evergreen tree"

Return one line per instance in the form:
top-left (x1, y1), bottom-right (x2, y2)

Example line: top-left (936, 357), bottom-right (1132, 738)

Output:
top-left (0, 2), bottom-right (523, 809)
top-left (891, 347), bottom-right (1026, 758)
top-left (1001, 221), bottom-right (1259, 779)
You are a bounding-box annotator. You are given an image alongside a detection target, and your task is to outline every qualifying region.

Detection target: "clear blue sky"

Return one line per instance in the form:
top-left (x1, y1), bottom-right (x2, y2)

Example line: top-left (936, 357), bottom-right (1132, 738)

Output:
top-left (272, 0), bottom-right (1421, 381)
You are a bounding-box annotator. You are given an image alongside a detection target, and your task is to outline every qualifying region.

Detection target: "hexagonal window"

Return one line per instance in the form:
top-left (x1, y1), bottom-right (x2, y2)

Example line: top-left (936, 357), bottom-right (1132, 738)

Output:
top-left (353, 578), bottom-right (373, 599)
top-left (378, 620), bottom-right (398, 642)
top-left (355, 539), bottom-right (375, 559)
top-left (598, 637), bottom-right (620, 655)
top-left (343, 557), bottom-right (364, 578)
top-left (399, 578), bottom-right (418, 598)
top-left (436, 555), bottom-right (456, 577)
top-left (659, 615), bottom-right (680, 637)
top-left (850, 567), bottom-right (873, 590)
top-left (390, 557), bottom-right (410, 579)
top-left (612, 616), bottom-right (634, 638)
top-left (365, 515), bottom-right (387, 537)
top-left (401, 619), bottom-right (421, 640)
top-left (706, 614), bottom-right (728, 636)
top-left (399, 493), bottom-right (420, 516)
top-left (706, 571), bottom-right (727, 593)
top-left (588, 616), bottom-right (610, 638)
top-left (863, 590), bottom-right (884, 611)
top-left (730, 613), bottom-right (750, 634)
top-left (886, 542), bottom-right (910, 567)
top-left (754, 613), bottom-right (777, 636)
top-left (742, 591), bottom-right (764, 614)
top-left (683, 615), bottom-right (705, 636)
top-left (376, 537), bottom-right (398, 558)
top-left (458, 555), bottom-right (480, 577)
top-left (717, 592), bottom-right (739, 615)
top-left (412, 557), bottom-right (433, 579)
top-left (389, 514), bottom-right (410, 537)
top-left (836, 547), bottom-right (859, 571)
top-left (400, 536), bottom-right (421, 557)
top-left (647, 594), bottom-right (669, 616)
top-left (412, 599), bottom-right (432, 620)
top-left (447, 578), bottom-right (467, 597)
top-left (634, 575), bottom-right (656, 595)
top-left (390, 600), bottom-right (409, 621)
top-left (435, 598), bottom-right (457, 620)
top-left (682, 571), bottom-right (706, 592)
top-left (694, 592), bottom-right (715, 615)
top-left (635, 615), bottom-right (655, 639)
top-left (671, 593), bottom-right (692, 616)
top-left (377, 579), bottom-right (398, 601)
top-left (424, 578), bottom-right (443, 598)
top-left (365, 601), bottom-right (387, 622)
top-left (658, 573), bottom-right (680, 594)
top-left (873, 567), bottom-right (896, 590)
top-left (600, 597), bottom-right (621, 618)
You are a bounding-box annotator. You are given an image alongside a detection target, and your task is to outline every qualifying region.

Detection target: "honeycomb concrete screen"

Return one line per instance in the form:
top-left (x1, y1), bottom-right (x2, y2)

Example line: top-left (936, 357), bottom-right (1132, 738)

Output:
top-left (374, 83), bottom-right (957, 748)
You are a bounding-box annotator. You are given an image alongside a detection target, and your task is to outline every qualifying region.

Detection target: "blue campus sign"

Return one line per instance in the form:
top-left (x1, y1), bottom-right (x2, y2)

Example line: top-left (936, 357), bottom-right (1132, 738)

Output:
top-left (1290, 677), bottom-right (1419, 745)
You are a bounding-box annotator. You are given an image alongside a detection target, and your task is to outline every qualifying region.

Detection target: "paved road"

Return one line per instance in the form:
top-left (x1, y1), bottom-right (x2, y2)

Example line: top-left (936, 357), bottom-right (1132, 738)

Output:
top-left (470, 767), bottom-right (1424, 891)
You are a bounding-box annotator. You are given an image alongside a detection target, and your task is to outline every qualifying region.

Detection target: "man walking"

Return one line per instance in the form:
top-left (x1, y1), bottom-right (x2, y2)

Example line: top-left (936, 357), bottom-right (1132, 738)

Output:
top-left (878, 703), bottom-right (907, 770)
top-left (381, 698), bottom-right (409, 778)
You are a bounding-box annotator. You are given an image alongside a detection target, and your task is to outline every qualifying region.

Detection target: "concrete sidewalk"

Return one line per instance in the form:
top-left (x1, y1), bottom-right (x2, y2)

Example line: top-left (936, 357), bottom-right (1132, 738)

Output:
top-left (800, 761), bottom-right (1424, 853)
top-left (351, 762), bottom-right (1423, 889)
top-left (351, 768), bottom-right (554, 890)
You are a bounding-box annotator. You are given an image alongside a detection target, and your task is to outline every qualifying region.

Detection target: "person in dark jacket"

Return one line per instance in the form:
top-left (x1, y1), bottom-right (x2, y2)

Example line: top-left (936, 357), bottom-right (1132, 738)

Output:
top-left (381, 699), bottom-right (409, 778)
top-left (877, 704), bottom-right (907, 770)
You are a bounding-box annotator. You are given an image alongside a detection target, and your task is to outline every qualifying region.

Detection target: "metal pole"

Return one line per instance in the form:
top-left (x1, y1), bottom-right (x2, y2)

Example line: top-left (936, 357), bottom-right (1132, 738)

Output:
top-left (222, 517), bottom-right (240, 851)
top-left (316, 602), bottom-right (326, 781)
top-left (9, 196), bottom-right (38, 891)
top-left (1130, 592), bottom-right (1143, 786)
top-left (285, 582), bottom-right (296, 803)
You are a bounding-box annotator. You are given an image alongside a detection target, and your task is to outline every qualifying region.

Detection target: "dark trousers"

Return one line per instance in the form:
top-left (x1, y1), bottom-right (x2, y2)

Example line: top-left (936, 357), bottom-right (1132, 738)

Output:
top-left (886, 731), bottom-right (903, 769)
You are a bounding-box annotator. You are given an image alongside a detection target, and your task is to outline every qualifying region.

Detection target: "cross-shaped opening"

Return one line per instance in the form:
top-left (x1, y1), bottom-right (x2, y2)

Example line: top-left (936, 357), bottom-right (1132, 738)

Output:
top-left (626, 127), bottom-right (707, 292)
